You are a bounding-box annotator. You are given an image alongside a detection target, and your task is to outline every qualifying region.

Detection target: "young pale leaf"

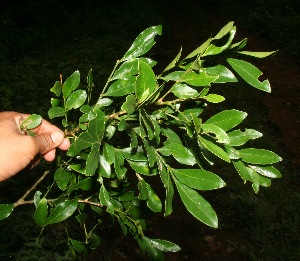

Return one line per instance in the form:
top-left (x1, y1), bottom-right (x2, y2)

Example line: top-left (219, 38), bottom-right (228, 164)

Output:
top-left (228, 129), bottom-right (263, 146)
top-left (248, 165), bottom-right (282, 178)
top-left (159, 143), bottom-right (196, 166)
top-left (202, 94), bottom-right (225, 103)
top-left (199, 136), bottom-right (231, 162)
top-left (121, 94), bottom-right (137, 115)
top-left (173, 169), bottom-right (226, 190)
top-left (175, 180), bottom-right (218, 228)
top-left (201, 124), bottom-right (230, 143)
top-left (104, 76), bottom-right (136, 97)
top-left (149, 238), bottom-right (181, 252)
top-left (163, 47), bottom-right (182, 72)
top-left (171, 84), bottom-right (199, 98)
top-left (62, 70), bottom-right (80, 99)
top-left (20, 114), bottom-right (42, 130)
top-left (227, 58), bottom-right (271, 93)
top-left (34, 198), bottom-right (48, 227)
top-left (122, 25), bottom-right (162, 60)
top-left (180, 71), bottom-right (218, 86)
top-left (237, 50), bottom-right (277, 58)
top-left (238, 148), bottom-right (282, 164)
top-left (136, 60), bottom-right (157, 103)
top-left (48, 107), bottom-right (65, 119)
top-left (65, 90), bottom-right (87, 111)
top-left (45, 200), bottom-right (78, 225)
top-left (0, 204), bottom-right (14, 221)
top-left (204, 65), bottom-right (237, 83)
top-left (204, 109), bottom-right (247, 131)
top-left (54, 167), bottom-right (71, 191)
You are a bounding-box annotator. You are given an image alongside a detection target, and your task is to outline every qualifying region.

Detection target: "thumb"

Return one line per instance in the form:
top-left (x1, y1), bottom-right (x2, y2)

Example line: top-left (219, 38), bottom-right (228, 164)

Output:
top-left (34, 130), bottom-right (65, 155)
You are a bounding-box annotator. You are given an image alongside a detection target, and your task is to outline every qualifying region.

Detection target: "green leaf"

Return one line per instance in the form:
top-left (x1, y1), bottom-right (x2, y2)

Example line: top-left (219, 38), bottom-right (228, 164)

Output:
top-left (149, 238), bottom-right (181, 252)
top-left (173, 169), bottom-right (226, 190)
top-left (62, 70), bottom-right (80, 99)
top-left (163, 47), bottom-right (182, 72)
top-left (227, 58), bottom-right (271, 93)
top-left (204, 25), bottom-right (236, 56)
top-left (120, 146), bottom-right (148, 161)
top-left (228, 129), bottom-right (263, 146)
top-left (202, 94), bottom-right (225, 103)
top-left (99, 155), bottom-right (111, 178)
top-left (230, 38), bottom-right (248, 50)
top-left (233, 160), bottom-right (252, 182)
top-left (204, 65), bottom-right (237, 83)
top-left (50, 81), bottom-right (62, 97)
top-left (199, 136), bottom-right (231, 162)
top-left (248, 165), bottom-right (282, 178)
top-left (34, 198), bottom-right (48, 227)
top-left (45, 200), bottom-right (78, 225)
top-left (238, 148), bottom-right (282, 164)
top-left (162, 128), bottom-right (182, 145)
top-left (159, 143), bottom-right (196, 166)
top-left (121, 94), bottom-right (136, 115)
top-left (122, 25), bottom-right (162, 60)
top-left (171, 84), bottom-right (199, 98)
top-left (65, 90), bottom-right (87, 111)
top-left (75, 178), bottom-right (93, 190)
top-left (180, 71), bottom-right (218, 86)
top-left (142, 236), bottom-right (165, 261)
top-left (54, 167), bottom-right (71, 191)
top-left (85, 144), bottom-right (99, 176)
top-left (205, 109), bottom-right (247, 131)
top-left (114, 153), bottom-right (127, 179)
top-left (175, 180), bottom-right (218, 228)
top-left (0, 204), bottom-right (14, 221)
top-left (136, 60), bottom-right (157, 103)
top-left (70, 238), bottom-right (85, 253)
top-left (142, 139), bottom-right (156, 167)
top-left (104, 76), bottom-right (136, 97)
top-left (237, 50), bottom-right (277, 58)
top-left (184, 37), bottom-right (212, 59)
top-left (20, 114), bottom-right (42, 130)
top-left (48, 107), bottom-right (65, 119)
top-left (99, 185), bottom-right (114, 214)
top-left (128, 160), bottom-right (157, 176)
top-left (112, 60), bottom-right (139, 80)
top-left (201, 123), bottom-right (230, 143)
top-left (139, 178), bottom-right (162, 213)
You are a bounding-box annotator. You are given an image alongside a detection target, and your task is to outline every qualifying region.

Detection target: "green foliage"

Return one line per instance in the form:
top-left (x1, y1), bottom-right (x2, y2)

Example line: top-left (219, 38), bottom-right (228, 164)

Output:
top-left (1, 22), bottom-right (283, 260)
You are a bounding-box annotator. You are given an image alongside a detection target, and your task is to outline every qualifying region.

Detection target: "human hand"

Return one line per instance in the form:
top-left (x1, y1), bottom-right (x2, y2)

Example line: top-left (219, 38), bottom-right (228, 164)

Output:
top-left (0, 111), bottom-right (70, 181)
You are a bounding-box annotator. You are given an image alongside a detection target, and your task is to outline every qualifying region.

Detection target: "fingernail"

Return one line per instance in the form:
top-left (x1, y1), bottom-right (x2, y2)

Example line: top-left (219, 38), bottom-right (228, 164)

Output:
top-left (51, 131), bottom-right (64, 144)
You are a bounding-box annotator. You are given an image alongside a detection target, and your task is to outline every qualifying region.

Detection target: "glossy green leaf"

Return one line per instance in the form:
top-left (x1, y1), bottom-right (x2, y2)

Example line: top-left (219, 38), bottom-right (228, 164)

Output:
top-left (89, 234), bottom-right (101, 249)
top-left (104, 76), bottom-right (136, 97)
top-left (95, 98), bottom-right (113, 108)
top-left (142, 139), bottom-right (156, 167)
top-left (122, 25), bottom-right (162, 60)
top-left (50, 81), bottom-right (62, 97)
top-left (175, 180), bottom-right (218, 228)
top-left (99, 155), bottom-right (111, 178)
top-left (45, 200), bottom-right (78, 225)
top-left (180, 71), bottom-right (218, 86)
top-left (139, 179), bottom-right (162, 213)
top-left (34, 198), bottom-right (48, 227)
top-left (213, 21), bottom-right (235, 40)
top-left (230, 38), bottom-right (248, 50)
top-left (184, 37), bottom-right (212, 59)
top-left (20, 114), bottom-right (42, 130)
top-left (121, 94), bottom-right (136, 115)
top-left (70, 238), bottom-right (85, 253)
top-left (204, 65), bottom-right (237, 83)
top-left (248, 165), bottom-right (282, 178)
top-left (62, 70), bottom-right (80, 99)
top-left (114, 153), bottom-right (127, 179)
top-left (142, 236), bottom-right (165, 261)
top-left (48, 107), bottom-right (65, 119)
top-left (201, 124), bottom-right (230, 143)
top-left (172, 84), bottom-right (199, 98)
top-left (85, 144), bottom-right (99, 176)
top-left (99, 185), bottom-right (114, 214)
top-left (0, 204), bottom-right (14, 221)
top-left (54, 167), bottom-right (71, 191)
top-left (238, 148), bottom-right (282, 164)
top-left (149, 238), bottom-right (181, 252)
top-left (51, 98), bottom-right (60, 107)
top-left (237, 50), bottom-right (277, 58)
top-left (163, 47), bottom-right (182, 72)
top-left (228, 129), bottom-right (263, 146)
top-left (162, 128), bottom-right (182, 145)
top-left (202, 94), bottom-right (225, 103)
top-left (128, 160), bottom-right (157, 176)
top-left (227, 58), bottom-right (271, 93)
top-left (120, 146), bottom-right (148, 161)
top-left (173, 169), bottom-right (226, 190)
top-left (159, 143), bottom-right (196, 166)
top-left (112, 60), bottom-right (139, 80)
top-left (75, 178), bottom-right (93, 190)
top-left (199, 136), bottom-right (231, 162)
top-left (65, 90), bottom-right (87, 111)
top-left (136, 60), bottom-right (157, 103)
top-left (233, 160), bottom-right (252, 182)
top-left (162, 71), bottom-right (184, 82)
top-left (205, 109), bottom-right (247, 131)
